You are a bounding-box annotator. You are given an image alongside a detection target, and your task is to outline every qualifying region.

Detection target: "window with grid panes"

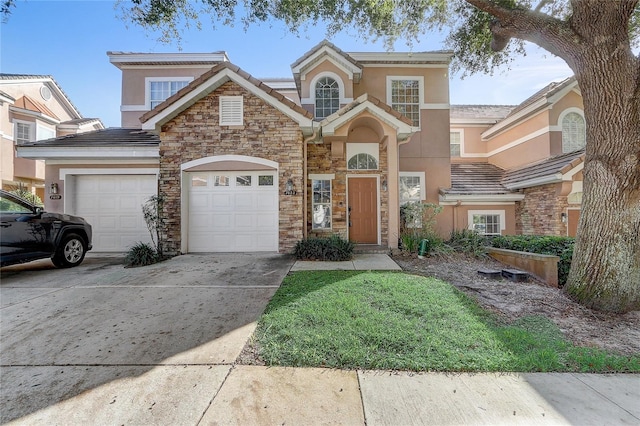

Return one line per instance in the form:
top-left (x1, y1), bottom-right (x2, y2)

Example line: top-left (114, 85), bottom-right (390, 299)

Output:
top-left (562, 112), bottom-right (586, 153)
top-left (450, 131), bottom-right (461, 156)
top-left (315, 77), bottom-right (340, 120)
top-left (390, 79), bottom-right (420, 126)
top-left (150, 80), bottom-right (190, 109)
top-left (472, 214), bottom-right (501, 235)
top-left (312, 179), bottom-right (331, 229)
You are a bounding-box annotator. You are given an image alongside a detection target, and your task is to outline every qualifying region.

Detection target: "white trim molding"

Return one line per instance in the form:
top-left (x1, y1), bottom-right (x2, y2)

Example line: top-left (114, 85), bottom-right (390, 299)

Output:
top-left (399, 171), bottom-right (426, 202)
top-left (145, 76), bottom-right (194, 110)
top-left (59, 168), bottom-right (159, 180)
top-left (181, 155), bottom-right (278, 171)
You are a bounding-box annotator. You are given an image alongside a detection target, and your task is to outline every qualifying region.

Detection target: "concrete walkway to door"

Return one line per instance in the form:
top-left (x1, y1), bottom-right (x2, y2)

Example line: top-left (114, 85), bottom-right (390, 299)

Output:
top-left (290, 253), bottom-right (401, 271)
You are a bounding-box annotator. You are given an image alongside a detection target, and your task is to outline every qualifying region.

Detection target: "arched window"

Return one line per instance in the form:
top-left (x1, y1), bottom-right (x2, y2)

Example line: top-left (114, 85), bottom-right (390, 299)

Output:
top-left (347, 153), bottom-right (378, 170)
top-left (562, 112), bottom-right (586, 153)
top-left (315, 77), bottom-right (340, 120)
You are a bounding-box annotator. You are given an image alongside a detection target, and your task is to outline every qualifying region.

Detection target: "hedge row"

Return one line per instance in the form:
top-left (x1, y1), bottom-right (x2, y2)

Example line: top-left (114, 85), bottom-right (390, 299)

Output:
top-left (293, 235), bottom-right (355, 261)
top-left (489, 235), bottom-right (575, 287)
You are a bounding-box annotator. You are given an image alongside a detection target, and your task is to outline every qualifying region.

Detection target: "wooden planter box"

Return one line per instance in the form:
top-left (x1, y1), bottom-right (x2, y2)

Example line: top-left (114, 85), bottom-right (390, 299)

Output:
top-left (486, 247), bottom-right (560, 288)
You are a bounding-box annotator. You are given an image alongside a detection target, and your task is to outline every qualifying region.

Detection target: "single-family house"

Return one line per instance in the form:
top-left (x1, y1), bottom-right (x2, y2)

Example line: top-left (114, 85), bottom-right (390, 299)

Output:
top-left (1, 74), bottom-right (104, 200)
top-left (16, 41), bottom-right (585, 254)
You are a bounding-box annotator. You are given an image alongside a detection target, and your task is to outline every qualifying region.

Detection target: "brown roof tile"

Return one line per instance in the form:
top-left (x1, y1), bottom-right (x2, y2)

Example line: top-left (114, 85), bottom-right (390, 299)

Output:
top-left (445, 163), bottom-right (511, 195)
top-left (502, 150), bottom-right (584, 188)
top-left (505, 76), bottom-right (576, 119)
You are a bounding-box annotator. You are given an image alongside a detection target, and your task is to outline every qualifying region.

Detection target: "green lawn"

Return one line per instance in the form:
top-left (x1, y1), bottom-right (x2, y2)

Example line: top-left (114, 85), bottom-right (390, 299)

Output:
top-left (254, 271), bottom-right (639, 372)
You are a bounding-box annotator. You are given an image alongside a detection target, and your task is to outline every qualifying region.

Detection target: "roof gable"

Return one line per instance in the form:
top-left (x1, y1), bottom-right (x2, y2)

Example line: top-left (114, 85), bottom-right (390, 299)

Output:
top-left (482, 76), bottom-right (579, 139)
top-left (140, 62), bottom-right (314, 134)
top-left (0, 74), bottom-right (83, 119)
top-left (291, 40), bottom-right (363, 81)
top-left (319, 94), bottom-right (414, 141)
top-left (11, 95), bottom-right (60, 121)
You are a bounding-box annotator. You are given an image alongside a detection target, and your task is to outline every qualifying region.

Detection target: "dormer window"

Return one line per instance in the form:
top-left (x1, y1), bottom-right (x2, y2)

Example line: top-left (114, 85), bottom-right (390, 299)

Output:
top-left (315, 76), bottom-right (340, 120)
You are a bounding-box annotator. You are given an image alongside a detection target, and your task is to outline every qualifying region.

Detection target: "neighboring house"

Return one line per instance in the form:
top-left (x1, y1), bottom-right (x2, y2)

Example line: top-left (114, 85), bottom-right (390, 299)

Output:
top-left (0, 74), bottom-right (104, 200)
top-left (16, 41), bottom-right (584, 255)
top-left (446, 77), bottom-right (585, 237)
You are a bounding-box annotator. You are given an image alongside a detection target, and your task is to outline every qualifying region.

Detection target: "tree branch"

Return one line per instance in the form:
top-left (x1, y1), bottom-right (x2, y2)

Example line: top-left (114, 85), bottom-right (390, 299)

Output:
top-left (464, 0), bottom-right (580, 60)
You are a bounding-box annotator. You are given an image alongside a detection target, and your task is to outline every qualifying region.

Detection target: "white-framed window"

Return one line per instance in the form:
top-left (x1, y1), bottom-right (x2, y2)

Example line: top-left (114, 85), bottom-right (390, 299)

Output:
top-left (468, 210), bottom-right (505, 235)
top-left (387, 76), bottom-right (423, 127)
top-left (346, 143), bottom-right (379, 170)
top-left (15, 121), bottom-right (34, 144)
top-left (315, 76), bottom-right (340, 120)
top-left (146, 77), bottom-right (192, 109)
top-left (219, 96), bottom-right (243, 125)
top-left (311, 179), bottom-right (332, 230)
top-left (561, 111), bottom-right (586, 153)
top-left (399, 172), bottom-right (426, 205)
top-left (450, 130), bottom-right (462, 157)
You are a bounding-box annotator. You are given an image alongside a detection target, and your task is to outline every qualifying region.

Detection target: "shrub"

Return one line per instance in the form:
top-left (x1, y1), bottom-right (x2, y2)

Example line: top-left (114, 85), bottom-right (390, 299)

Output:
top-left (489, 235), bottom-right (575, 286)
top-left (294, 235), bottom-right (354, 261)
top-left (398, 202), bottom-right (444, 255)
top-left (124, 242), bottom-right (159, 267)
top-left (447, 229), bottom-right (488, 257)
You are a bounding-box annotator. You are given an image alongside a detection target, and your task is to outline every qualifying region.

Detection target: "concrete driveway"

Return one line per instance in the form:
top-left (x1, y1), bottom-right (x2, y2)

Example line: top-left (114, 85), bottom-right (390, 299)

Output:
top-left (0, 253), bottom-right (294, 424)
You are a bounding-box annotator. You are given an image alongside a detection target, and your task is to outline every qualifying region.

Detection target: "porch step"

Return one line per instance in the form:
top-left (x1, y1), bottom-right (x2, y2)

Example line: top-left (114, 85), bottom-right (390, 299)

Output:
top-left (501, 269), bottom-right (529, 282)
top-left (353, 244), bottom-right (389, 254)
top-left (477, 269), bottom-right (502, 280)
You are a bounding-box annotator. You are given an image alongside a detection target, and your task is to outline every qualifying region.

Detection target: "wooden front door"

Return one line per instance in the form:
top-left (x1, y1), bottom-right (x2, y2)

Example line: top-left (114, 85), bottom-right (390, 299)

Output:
top-left (348, 177), bottom-right (378, 244)
top-left (567, 209), bottom-right (581, 237)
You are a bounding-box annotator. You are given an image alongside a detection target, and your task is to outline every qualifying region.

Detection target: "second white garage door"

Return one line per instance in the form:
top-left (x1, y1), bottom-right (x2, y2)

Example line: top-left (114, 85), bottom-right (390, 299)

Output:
top-left (75, 175), bottom-right (158, 252)
top-left (187, 171), bottom-right (278, 252)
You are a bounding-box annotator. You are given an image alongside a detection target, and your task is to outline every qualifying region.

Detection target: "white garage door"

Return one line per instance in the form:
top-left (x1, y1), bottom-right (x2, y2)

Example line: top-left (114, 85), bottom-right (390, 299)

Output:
top-left (75, 175), bottom-right (157, 252)
top-left (187, 171), bottom-right (278, 252)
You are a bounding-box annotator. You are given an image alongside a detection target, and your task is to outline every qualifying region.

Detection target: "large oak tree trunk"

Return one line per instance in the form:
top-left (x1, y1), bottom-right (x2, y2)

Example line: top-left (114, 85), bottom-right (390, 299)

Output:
top-left (563, 40), bottom-right (640, 313)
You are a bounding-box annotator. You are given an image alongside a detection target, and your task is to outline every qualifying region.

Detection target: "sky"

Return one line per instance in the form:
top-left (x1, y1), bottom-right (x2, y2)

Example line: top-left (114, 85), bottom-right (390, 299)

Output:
top-left (1, 1), bottom-right (574, 128)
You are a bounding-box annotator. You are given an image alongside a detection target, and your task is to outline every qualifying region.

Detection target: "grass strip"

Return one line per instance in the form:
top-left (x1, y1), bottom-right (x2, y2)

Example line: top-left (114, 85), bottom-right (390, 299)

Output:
top-left (255, 271), bottom-right (639, 372)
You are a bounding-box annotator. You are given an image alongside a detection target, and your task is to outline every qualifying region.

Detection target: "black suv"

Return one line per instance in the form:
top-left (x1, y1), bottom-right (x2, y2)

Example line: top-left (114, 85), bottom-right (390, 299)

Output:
top-left (0, 190), bottom-right (92, 268)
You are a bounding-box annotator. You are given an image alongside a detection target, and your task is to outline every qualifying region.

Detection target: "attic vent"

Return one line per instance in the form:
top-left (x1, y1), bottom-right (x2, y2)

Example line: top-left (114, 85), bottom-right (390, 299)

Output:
top-left (219, 96), bottom-right (243, 125)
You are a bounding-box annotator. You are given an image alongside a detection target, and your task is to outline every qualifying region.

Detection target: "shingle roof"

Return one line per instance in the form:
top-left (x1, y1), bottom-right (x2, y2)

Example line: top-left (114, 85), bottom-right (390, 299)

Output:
top-left (450, 105), bottom-right (516, 120)
top-left (445, 163), bottom-right (511, 195)
top-left (505, 76), bottom-right (576, 119)
top-left (140, 62), bottom-right (313, 123)
top-left (16, 128), bottom-right (159, 147)
top-left (502, 150), bottom-right (584, 188)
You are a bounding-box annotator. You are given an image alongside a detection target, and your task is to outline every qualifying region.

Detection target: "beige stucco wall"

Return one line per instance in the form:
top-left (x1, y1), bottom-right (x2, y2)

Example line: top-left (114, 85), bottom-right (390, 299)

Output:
top-left (354, 66), bottom-right (449, 104)
top-left (0, 81), bottom-right (78, 122)
top-left (549, 91), bottom-right (584, 125)
top-left (119, 66), bottom-right (215, 128)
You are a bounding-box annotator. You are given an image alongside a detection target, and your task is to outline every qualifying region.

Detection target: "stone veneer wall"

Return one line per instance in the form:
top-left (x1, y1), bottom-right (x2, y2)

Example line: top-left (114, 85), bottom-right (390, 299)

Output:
top-left (158, 81), bottom-right (305, 255)
top-left (306, 142), bottom-right (389, 245)
top-left (516, 183), bottom-right (568, 236)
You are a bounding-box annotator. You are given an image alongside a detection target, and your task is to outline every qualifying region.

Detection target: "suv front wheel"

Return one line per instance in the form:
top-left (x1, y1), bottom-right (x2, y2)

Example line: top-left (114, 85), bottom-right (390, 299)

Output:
top-left (52, 233), bottom-right (87, 268)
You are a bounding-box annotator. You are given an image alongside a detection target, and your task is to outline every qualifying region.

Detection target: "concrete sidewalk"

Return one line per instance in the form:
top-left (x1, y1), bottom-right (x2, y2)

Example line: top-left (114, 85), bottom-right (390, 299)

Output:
top-left (8, 365), bottom-right (639, 425)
